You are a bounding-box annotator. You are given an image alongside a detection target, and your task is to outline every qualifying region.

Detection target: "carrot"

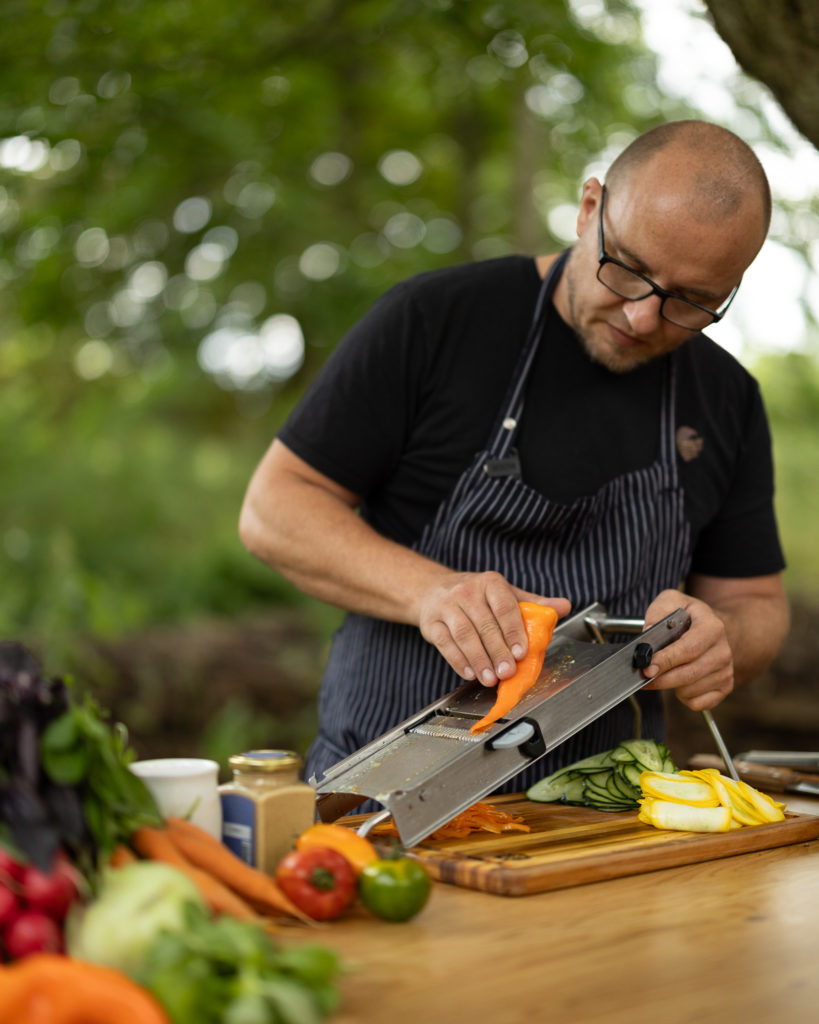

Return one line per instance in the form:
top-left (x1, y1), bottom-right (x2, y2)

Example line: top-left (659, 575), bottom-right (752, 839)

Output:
top-left (108, 842), bottom-right (139, 868)
top-left (130, 826), bottom-right (191, 868)
top-left (470, 602), bottom-right (559, 734)
top-left (131, 825), bottom-right (258, 921)
top-left (185, 866), bottom-right (259, 921)
top-left (164, 816), bottom-right (312, 923)
top-left (0, 953), bottom-right (170, 1024)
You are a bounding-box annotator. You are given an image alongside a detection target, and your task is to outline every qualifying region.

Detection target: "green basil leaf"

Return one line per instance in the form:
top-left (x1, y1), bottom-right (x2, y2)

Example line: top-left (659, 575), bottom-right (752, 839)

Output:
top-left (41, 743), bottom-right (90, 786)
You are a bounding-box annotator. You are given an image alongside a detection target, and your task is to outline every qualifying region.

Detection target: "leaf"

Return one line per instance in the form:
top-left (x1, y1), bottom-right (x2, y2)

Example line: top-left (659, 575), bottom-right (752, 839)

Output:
top-left (256, 977), bottom-right (322, 1024)
top-left (41, 744), bottom-right (90, 787)
top-left (40, 708), bottom-right (82, 753)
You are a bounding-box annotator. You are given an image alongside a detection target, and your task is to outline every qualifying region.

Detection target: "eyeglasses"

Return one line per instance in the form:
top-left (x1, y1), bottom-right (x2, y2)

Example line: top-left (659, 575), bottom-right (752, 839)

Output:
top-left (596, 185), bottom-right (740, 330)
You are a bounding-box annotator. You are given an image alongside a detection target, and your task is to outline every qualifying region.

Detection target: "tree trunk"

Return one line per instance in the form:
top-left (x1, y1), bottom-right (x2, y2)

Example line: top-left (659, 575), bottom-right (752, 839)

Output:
top-left (703, 0), bottom-right (819, 149)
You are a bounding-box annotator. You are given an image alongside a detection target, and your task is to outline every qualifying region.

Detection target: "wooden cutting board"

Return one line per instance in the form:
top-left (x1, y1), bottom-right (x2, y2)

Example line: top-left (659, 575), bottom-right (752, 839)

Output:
top-left (348, 795), bottom-right (819, 897)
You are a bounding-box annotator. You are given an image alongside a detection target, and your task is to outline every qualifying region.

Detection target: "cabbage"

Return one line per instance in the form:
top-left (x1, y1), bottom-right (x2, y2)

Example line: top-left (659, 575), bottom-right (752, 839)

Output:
top-left (66, 861), bottom-right (205, 975)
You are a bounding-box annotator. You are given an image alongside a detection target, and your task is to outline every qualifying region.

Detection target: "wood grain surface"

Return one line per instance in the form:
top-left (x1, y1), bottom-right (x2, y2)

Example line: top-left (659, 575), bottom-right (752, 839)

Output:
top-left (292, 792), bottom-right (819, 1024)
top-left (347, 794), bottom-right (819, 896)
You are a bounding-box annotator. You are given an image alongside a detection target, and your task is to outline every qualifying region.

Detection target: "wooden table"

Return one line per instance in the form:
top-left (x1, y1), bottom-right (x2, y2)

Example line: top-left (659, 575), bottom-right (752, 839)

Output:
top-left (302, 794), bottom-right (819, 1023)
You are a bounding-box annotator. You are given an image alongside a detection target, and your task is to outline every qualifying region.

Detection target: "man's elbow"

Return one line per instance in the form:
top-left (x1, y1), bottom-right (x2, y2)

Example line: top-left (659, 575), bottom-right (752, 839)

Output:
top-left (237, 496), bottom-right (277, 566)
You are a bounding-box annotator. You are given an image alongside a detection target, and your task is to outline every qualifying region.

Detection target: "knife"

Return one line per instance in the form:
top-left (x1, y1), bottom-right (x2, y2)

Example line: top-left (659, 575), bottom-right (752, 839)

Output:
top-left (735, 750), bottom-right (819, 772)
top-left (688, 754), bottom-right (819, 797)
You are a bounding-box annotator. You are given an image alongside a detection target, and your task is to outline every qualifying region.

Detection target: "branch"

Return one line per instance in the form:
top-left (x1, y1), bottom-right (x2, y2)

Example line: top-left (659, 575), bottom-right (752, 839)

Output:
top-left (703, 0), bottom-right (819, 149)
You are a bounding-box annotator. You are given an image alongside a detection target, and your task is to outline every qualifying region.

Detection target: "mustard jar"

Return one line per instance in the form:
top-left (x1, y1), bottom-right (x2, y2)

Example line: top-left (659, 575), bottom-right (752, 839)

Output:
top-left (219, 749), bottom-right (316, 875)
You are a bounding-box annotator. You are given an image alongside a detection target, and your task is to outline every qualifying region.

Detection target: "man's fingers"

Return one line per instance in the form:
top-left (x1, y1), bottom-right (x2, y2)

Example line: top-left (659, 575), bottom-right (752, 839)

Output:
top-left (423, 618), bottom-right (478, 681)
top-left (449, 612), bottom-right (509, 685)
top-left (484, 587), bottom-right (529, 663)
top-left (418, 573), bottom-right (570, 686)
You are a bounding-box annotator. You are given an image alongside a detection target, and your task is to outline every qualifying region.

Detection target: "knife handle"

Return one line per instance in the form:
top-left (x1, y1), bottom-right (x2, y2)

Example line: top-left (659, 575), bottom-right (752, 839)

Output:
top-left (687, 754), bottom-right (808, 791)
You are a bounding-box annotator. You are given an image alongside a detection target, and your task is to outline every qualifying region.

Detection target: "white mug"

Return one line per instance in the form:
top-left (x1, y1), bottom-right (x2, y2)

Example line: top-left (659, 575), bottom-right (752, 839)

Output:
top-left (129, 757), bottom-right (222, 838)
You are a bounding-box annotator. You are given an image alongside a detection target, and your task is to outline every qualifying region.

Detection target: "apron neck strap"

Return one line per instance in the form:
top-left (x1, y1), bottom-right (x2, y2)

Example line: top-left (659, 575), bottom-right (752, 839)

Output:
top-left (489, 249), bottom-right (570, 456)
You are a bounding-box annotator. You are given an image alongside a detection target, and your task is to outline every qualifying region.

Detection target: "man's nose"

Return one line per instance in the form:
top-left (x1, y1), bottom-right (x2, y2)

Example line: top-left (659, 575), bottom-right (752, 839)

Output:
top-left (622, 293), bottom-right (663, 334)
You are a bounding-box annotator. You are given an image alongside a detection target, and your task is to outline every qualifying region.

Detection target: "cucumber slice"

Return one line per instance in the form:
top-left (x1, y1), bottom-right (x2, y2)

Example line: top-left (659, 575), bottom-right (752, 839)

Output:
top-left (609, 770), bottom-right (639, 801)
top-left (617, 739), bottom-right (667, 773)
top-left (526, 771), bottom-right (585, 803)
top-left (526, 774), bottom-right (572, 802)
top-left (560, 776), bottom-right (586, 804)
top-left (526, 739), bottom-right (676, 810)
top-left (526, 751), bottom-right (616, 802)
top-left (621, 763), bottom-right (643, 788)
top-left (559, 750), bottom-right (618, 772)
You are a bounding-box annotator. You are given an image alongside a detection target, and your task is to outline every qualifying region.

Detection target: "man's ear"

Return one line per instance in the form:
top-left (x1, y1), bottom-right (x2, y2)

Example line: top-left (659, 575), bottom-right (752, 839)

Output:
top-left (576, 178), bottom-right (602, 236)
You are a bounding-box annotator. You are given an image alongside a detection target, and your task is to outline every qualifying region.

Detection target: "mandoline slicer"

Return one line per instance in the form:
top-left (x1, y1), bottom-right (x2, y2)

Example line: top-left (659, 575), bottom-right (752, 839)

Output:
top-left (312, 603), bottom-right (691, 847)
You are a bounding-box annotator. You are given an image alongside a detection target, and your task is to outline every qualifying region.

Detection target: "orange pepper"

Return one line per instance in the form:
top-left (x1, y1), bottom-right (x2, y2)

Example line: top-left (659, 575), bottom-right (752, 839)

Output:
top-left (370, 801), bottom-right (530, 840)
top-left (470, 602), bottom-right (559, 734)
top-left (295, 822), bottom-right (378, 875)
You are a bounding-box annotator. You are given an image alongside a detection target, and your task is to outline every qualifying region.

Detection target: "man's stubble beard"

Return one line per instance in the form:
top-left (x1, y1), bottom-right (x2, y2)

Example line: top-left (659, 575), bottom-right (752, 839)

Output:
top-left (564, 264), bottom-right (635, 375)
top-left (563, 264), bottom-right (676, 375)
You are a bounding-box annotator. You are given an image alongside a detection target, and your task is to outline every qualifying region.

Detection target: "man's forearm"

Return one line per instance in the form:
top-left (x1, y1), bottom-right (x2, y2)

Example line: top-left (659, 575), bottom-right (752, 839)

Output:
top-left (241, 482), bottom-right (452, 626)
top-left (238, 442), bottom-right (454, 626)
top-left (687, 572), bottom-right (790, 688)
top-left (239, 440), bottom-right (573, 688)
top-left (709, 591), bottom-right (790, 688)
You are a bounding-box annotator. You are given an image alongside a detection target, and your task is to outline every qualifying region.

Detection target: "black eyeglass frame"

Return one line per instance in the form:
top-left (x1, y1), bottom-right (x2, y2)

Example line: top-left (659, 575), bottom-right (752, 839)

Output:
top-left (596, 185), bottom-right (740, 329)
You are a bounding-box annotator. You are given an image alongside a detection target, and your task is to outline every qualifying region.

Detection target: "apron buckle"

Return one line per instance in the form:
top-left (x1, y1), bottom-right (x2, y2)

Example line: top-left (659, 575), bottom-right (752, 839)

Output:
top-left (483, 448), bottom-right (522, 480)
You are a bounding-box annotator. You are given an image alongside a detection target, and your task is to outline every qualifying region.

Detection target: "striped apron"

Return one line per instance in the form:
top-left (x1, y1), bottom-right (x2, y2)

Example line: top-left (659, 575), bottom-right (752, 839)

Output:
top-left (306, 251), bottom-right (693, 793)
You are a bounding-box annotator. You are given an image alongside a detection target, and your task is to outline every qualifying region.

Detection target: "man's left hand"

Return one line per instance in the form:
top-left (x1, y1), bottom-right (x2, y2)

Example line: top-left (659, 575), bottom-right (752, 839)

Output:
top-left (639, 573), bottom-right (789, 712)
top-left (640, 589), bottom-right (734, 711)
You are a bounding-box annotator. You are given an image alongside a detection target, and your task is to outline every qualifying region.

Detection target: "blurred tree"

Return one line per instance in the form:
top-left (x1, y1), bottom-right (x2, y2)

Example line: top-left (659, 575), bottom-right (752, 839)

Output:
top-left (0, 0), bottom-right (675, 395)
top-left (3, 0), bottom-right (816, 666)
top-left (704, 0), bottom-right (819, 149)
top-left (3, 0), bottom-right (690, 655)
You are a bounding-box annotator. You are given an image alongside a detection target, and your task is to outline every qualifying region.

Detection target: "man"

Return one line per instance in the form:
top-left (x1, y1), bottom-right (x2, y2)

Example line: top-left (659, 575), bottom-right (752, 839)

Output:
top-left (240, 121), bottom-right (789, 791)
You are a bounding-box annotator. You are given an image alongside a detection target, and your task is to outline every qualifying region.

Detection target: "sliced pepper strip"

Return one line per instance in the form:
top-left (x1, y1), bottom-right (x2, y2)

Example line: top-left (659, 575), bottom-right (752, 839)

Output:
top-left (370, 801), bottom-right (530, 841)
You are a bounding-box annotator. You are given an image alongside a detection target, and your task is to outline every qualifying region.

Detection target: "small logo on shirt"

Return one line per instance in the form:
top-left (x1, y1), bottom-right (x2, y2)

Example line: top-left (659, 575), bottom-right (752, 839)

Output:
top-left (676, 426), bottom-right (704, 462)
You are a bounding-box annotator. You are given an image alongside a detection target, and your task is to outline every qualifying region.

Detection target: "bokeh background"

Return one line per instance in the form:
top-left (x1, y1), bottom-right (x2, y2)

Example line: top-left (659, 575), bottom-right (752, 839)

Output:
top-left (2, 0), bottom-right (817, 772)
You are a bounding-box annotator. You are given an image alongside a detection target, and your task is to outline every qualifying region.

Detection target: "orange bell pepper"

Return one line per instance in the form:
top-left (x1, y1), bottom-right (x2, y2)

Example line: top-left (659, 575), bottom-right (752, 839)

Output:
top-left (470, 602), bottom-right (559, 734)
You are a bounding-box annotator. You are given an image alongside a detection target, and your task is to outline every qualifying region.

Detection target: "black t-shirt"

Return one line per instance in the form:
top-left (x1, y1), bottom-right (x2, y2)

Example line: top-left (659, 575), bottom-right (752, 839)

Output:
top-left (280, 255), bottom-right (785, 579)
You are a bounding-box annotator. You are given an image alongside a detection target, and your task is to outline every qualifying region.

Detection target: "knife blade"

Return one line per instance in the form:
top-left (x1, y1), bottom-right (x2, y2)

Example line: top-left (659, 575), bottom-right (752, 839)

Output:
top-left (688, 754), bottom-right (819, 797)
top-left (734, 750), bottom-right (819, 771)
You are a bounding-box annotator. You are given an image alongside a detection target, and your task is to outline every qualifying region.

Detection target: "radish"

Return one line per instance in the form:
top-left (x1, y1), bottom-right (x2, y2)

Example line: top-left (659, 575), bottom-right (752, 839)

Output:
top-left (0, 884), bottom-right (21, 929)
top-left (0, 848), bottom-right (25, 885)
top-left (4, 909), bottom-right (63, 957)
top-left (20, 857), bottom-right (77, 921)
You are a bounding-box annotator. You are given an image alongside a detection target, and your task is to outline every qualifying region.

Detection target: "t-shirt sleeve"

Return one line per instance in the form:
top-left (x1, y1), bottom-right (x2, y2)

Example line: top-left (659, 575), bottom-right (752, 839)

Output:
top-left (688, 379), bottom-right (786, 578)
top-left (277, 281), bottom-right (427, 498)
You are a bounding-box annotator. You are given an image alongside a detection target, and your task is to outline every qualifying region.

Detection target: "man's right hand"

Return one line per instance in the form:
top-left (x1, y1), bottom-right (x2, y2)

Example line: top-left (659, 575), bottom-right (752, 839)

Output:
top-left (240, 440), bottom-right (570, 686)
top-left (417, 572), bottom-right (571, 687)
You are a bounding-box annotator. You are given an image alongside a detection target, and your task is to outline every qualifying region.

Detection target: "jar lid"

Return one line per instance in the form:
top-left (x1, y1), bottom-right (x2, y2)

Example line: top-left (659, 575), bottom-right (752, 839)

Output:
top-left (229, 749), bottom-right (303, 772)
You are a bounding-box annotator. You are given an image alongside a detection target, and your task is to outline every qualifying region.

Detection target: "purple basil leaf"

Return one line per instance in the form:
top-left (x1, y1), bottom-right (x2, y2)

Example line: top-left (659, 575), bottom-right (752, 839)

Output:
top-left (43, 782), bottom-right (89, 847)
top-left (0, 779), bottom-right (59, 871)
top-left (17, 716), bottom-right (40, 787)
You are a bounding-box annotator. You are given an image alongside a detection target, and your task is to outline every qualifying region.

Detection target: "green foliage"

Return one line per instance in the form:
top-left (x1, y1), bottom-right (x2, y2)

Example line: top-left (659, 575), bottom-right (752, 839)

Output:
top-left (135, 901), bottom-right (343, 1024)
top-left (1, 0), bottom-right (685, 654)
top-left (0, 0), bottom-right (815, 670)
top-left (199, 697), bottom-right (320, 766)
top-left (755, 353), bottom-right (819, 597)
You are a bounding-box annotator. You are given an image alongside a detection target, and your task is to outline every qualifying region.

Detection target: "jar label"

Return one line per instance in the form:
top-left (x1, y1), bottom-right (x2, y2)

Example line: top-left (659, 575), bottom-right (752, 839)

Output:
top-left (220, 792), bottom-right (255, 865)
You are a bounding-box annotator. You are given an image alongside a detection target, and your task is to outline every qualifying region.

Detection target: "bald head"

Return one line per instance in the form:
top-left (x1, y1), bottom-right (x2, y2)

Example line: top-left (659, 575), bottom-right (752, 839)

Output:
top-left (605, 121), bottom-right (771, 244)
